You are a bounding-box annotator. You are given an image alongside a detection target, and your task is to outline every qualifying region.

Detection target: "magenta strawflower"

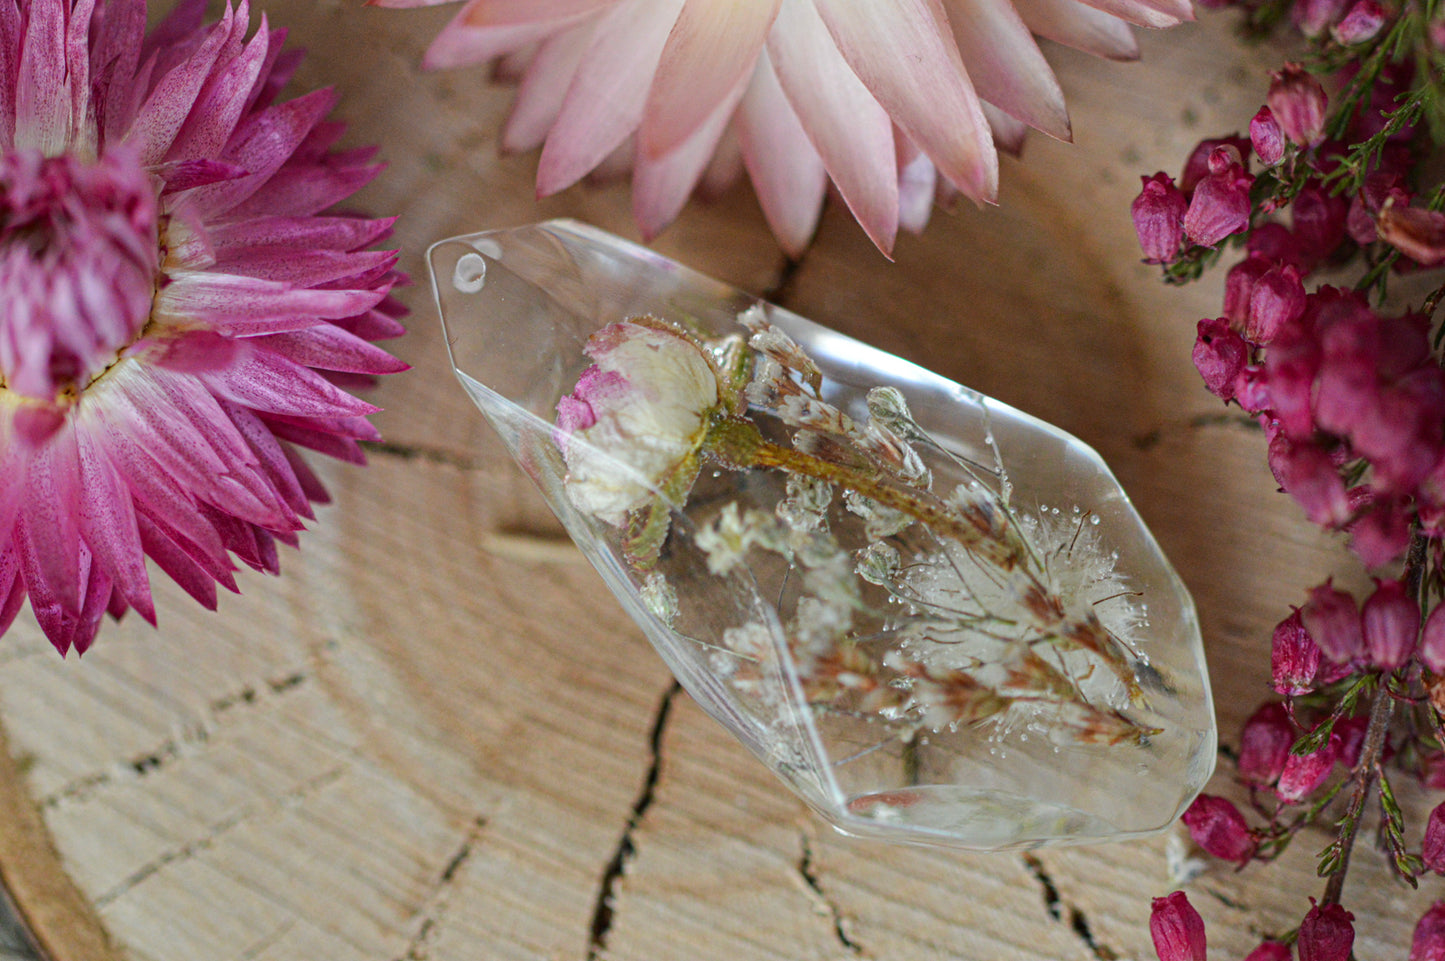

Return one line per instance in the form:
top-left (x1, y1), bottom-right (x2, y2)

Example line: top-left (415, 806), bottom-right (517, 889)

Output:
top-left (0, 0), bottom-right (407, 655)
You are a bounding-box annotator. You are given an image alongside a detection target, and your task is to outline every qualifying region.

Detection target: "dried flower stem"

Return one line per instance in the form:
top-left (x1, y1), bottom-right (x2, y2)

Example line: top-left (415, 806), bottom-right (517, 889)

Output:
top-left (1321, 679), bottom-right (1395, 905)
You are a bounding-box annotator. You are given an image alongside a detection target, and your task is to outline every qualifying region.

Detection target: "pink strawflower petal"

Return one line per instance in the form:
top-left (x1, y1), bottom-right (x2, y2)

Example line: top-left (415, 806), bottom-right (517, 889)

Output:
top-left (536, 0), bottom-right (680, 196)
top-left (502, 25), bottom-right (595, 154)
top-left (768, 0), bottom-right (898, 254)
top-left (1012, 0), bottom-right (1142, 59)
top-left (0, 0), bottom-right (405, 655)
top-left (943, 0), bottom-right (1071, 141)
top-left (641, 0), bottom-right (780, 161)
top-left (633, 73), bottom-right (745, 238)
top-left (814, 0), bottom-right (997, 203)
top-left (736, 48), bottom-right (827, 258)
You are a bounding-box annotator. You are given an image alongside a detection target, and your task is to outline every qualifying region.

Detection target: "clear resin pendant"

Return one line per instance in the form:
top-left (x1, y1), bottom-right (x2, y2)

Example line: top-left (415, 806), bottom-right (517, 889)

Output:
top-left (431, 220), bottom-right (1216, 850)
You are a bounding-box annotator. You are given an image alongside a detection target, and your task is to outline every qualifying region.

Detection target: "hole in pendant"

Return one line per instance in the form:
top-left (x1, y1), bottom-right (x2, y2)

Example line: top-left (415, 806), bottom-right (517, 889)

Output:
top-left (453, 252), bottom-right (487, 293)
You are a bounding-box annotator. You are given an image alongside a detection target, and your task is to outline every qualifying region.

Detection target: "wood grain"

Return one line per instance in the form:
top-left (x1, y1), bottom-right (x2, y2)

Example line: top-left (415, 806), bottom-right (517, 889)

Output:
top-left (0, 4), bottom-right (1436, 961)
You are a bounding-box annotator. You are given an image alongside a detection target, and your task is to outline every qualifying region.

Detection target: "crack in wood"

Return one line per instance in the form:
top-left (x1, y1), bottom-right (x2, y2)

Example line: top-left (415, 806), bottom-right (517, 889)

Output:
top-left (796, 830), bottom-right (862, 955)
top-left (585, 681), bottom-right (679, 961)
top-left (92, 767), bottom-right (345, 908)
top-left (1131, 412), bottom-right (1263, 451)
top-left (761, 253), bottom-right (805, 306)
top-left (39, 670), bottom-right (313, 810)
top-left (1021, 854), bottom-right (1120, 961)
top-left (393, 815), bottom-right (488, 961)
top-left (362, 440), bottom-right (485, 472)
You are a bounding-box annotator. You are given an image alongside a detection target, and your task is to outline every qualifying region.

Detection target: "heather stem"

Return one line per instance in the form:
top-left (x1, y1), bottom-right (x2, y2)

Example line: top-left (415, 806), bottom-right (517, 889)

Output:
top-left (1320, 530), bottom-right (1425, 904)
top-left (1321, 680), bottom-right (1394, 905)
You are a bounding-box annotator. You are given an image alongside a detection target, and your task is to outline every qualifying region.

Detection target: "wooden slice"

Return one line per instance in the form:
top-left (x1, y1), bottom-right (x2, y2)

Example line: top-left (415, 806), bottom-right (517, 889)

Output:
top-left (0, 4), bottom-right (1433, 961)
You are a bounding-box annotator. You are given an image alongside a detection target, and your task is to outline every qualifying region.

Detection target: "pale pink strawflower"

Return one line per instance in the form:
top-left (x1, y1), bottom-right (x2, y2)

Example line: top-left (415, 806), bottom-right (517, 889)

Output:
top-left (373, 0), bottom-right (1193, 257)
top-left (0, 0), bottom-right (408, 655)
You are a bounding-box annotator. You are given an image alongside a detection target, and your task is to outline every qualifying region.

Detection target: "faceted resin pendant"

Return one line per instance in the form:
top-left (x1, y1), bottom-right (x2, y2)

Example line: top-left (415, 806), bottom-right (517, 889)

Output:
top-left (431, 220), bottom-right (1216, 850)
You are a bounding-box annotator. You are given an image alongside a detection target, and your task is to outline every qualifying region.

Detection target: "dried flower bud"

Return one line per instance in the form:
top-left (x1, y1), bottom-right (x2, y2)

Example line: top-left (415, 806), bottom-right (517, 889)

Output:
top-left (1193, 318), bottom-right (1249, 399)
top-left (1379, 204), bottom-right (1445, 266)
top-left (1362, 578), bottom-right (1419, 670)
top-left (1412, 902), bottom-right (1445, 961)
top-left (1185, 152), bottom-right (1255, 247)
top-left (1292, 187), bottom-right (1349, 262)
top-left (1422, 803), bottom-right (1445, 875)
top-left (1422, 604), bottom-right (1445, 674)
top-left (1272, 609), bottom-right (1322, 695)
top-left (1268, 65), bottom-right (1328, 148)
top-left (1293, 0), bottom-right (1350, 36)
top-left (1150, 892), bottom-right (1207, 961)
top-left (1268, 436), bottom-right (1350, 528)
top-left (1300, 902), bottom-right (1355, 961)
top-left (1250, 107), bottom-right (1286, 166)
top-left (1348, 500), bottom-right (1413, 569)
top-left (1301, 582), bottom-right (1364, 663)
top-left (1247, 264), bottom-right (1306, 344)
top-left (1182, 794), bottom-right (1255, 863)
top-left (1133, 173), bottom-right (1188, 264)
top-left (1180, 137), bottom-right (1252, 196)
top-left (1225, 256), bottom-right (1273, 326)
top-left (1238, 701), bottom-right (1295, 785)
top-left (1332, 0), bottom-right (1387, 42)
top-left (1246, 941), bottom-right (1292, 961)
top-left (1276, 733), bottom-right (1339, 803)
top-left (1333, 713), bottom-right (1371, 769)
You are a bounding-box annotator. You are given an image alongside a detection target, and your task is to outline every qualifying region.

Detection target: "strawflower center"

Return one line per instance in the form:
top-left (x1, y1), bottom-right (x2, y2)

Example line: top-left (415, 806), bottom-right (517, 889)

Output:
top-left (0, 148), bottom-right (160, 404)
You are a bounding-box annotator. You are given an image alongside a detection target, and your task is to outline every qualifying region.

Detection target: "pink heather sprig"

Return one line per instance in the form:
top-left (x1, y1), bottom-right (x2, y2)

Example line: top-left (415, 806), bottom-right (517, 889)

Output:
top-left (1131, 0), bottom-right (1445, 952)
top-left (0, 0), bottom-right (408, 656)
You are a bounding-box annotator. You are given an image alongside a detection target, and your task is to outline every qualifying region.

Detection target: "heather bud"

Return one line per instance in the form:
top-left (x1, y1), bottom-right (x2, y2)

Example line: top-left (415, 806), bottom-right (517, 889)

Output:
top-left (1180, 136), bottom-right (1252, 196)
top-left (1362, 578), bottom-right (1419, 670)
top-left (1292, 187), bottom-right (1349, 262)
top-left (1268, 64), bottom-right (1329, 148)
top-left (1276, 733), bottom-right (1339, 803)
top-left (1250, 107), bottom-right (1286, 166)
top-left (1238, 701), bottom-right (1295, 785)
top-left (1412, 902), bottom-right (1445, 961)
top-left (1246, 942), bottom-right (1292, 961)
top-left (1348, 500), bottom-right (1413, 569)
top-left (1424, 803), bottom-right (1445, 874)
top-left (1332, 0), bottom-right (1386, 43)
top-left (1301, 582), bottom-right (1364, 663)
top-left (1421, 604), bottom-right (1445, 673)
top-left (1133, 173), bottom-right (1188, 264)
top-left (1181, 794), bottom-right (1255, 863)
top-left (1194, 318), bottom-right (1249, 398)
top-left (1293, 0), bottom-right (1349, 36)
top-left (1185, 151), bottom-right (1255, 247)
top-left (1224, 256), bottom-right (1273, 326)
top-left (1268, 436), bottom-right (1350, 528)
top-left (1272, 609), bottom-right (1322, 695)
top-left (1150, 892), bottom-right (1207, 961)
top-left (1298, 901), bottom-right (1354, 961)
top-left (1247, 264), bottom-right (1306, 344)
top-left (1379, 203), bottom-right (1445, 266)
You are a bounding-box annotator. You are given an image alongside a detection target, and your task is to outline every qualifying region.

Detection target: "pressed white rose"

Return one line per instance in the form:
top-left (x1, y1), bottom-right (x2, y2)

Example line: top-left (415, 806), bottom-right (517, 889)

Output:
top-left (556, 319), bottom-right (722, 524)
